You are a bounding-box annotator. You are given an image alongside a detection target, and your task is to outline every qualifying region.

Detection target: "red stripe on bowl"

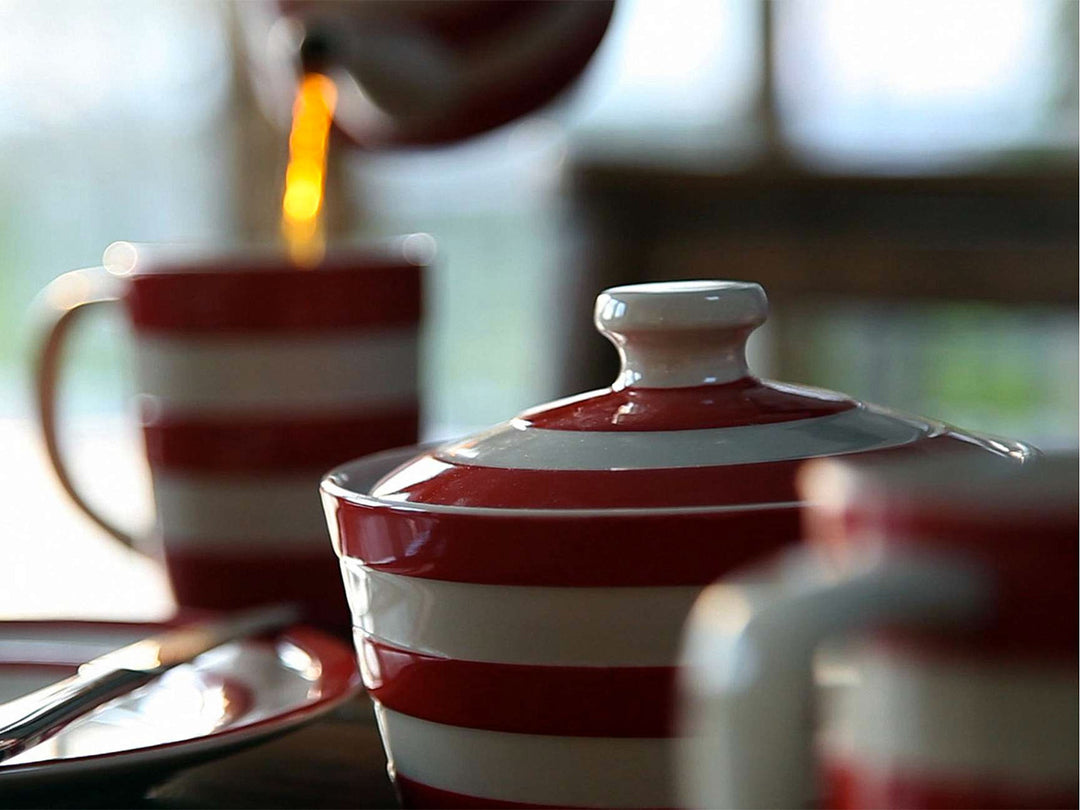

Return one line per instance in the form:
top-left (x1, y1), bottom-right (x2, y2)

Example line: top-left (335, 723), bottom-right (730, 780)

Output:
top-left (128, 263), bottom-right (421, 334)
top-left (394, 776), bottom-right (579, 809)
top-left (329, 504), bottom-right (801, 586)
top-left (164, 547), bottom-right (349, 636)
top-left (143, 407), bottom-right (419, 473)
top-left (359, 636), bottom-right (675, 737)
top-left (823, 758), bottom-right (1078, 810)
top-left (394, 775), bottom-right (676, 810)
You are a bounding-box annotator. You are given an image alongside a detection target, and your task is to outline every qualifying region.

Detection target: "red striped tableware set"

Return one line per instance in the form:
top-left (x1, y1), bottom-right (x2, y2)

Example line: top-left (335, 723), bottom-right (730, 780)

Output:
top-left (320, 280), bottom-right (1039, 808)
top-left (35, 241), bottom-right (425, 631)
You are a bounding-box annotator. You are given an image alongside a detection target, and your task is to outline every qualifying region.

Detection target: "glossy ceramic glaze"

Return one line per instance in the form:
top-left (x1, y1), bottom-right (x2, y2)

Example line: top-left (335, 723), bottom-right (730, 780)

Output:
top-left (679, 454), bottom-right (1074, 810)
top-left (321, 280), bottom-right (1034, 809)
top-left (0, 619), bottom-right (359, 793)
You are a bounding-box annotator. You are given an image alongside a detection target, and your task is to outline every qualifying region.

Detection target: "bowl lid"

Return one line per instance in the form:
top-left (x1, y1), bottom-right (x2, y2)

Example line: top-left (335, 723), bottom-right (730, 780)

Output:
top-left (367, 281), bottom-right (1031, 511)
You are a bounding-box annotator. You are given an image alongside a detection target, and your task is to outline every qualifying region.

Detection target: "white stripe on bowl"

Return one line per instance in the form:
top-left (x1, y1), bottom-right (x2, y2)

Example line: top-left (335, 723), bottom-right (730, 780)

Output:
top-left (821, 646), bottom-right (1079, 785)
top-left (342, 562), bottom-right (701, 667)
top-left (374, 703), bottom-right (674, 808)
top-left (434, 406), bottom-right (931, 471)
top-left (134, 329), bottom-right (418, 416)
top-left (152, 471), bottom-right (328, 548)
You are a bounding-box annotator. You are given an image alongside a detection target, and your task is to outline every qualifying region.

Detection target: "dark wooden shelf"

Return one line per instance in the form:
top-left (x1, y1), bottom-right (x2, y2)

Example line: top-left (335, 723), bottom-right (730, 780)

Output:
top-left (570, 162), bottom-right (1078, 303)
top-left (559, 160), bottom-right (1078, 390)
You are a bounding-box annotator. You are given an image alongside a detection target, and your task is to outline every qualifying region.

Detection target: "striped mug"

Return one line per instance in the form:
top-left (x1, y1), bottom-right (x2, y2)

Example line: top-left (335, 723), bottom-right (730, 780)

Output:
top-left (35, 240), bottom-right (426, 630)
top-left (321, 280), bottom-right (1033, 808)
top-left (679, 452), bottom-right (1075, 810)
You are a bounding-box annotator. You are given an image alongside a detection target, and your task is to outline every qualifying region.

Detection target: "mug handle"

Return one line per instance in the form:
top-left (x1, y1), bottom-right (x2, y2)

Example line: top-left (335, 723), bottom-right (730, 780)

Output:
top-left (678, 545), bottom-right (991, 810)
top-left (33, 267), bottom-right (138, 550)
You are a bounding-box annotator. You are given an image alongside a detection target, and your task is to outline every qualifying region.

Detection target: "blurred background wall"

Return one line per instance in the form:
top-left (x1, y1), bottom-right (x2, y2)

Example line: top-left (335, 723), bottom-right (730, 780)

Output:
top-left (0, 1), bottom-right (1076, 602)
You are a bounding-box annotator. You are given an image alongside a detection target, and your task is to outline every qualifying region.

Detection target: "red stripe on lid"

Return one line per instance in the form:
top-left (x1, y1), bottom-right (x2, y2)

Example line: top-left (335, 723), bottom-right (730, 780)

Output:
top-left (520, 378), bottom-right (854, 432)
top-left (364, 433), bottom-right (973, 511)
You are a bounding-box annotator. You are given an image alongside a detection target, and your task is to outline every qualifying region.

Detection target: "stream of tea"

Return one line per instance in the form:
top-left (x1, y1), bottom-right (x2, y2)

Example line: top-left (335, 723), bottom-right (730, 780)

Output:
top-left (281, 72), bottom-right (337, 266)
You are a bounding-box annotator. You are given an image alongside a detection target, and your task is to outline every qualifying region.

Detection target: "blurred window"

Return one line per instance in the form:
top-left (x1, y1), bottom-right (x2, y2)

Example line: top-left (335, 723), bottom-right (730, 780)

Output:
top-left (568, 0), bottom-right (763, 164)
top-left (0, 0), bottom-right (233, 416)
top-left (568, 0), bottom-right (1077, 169)
top-left (793, 302), bottom-right (1079, 451)
top-left (0, 1), bottom-right (234, 619)
top-left (774, 0), bottom-right (1077, 170)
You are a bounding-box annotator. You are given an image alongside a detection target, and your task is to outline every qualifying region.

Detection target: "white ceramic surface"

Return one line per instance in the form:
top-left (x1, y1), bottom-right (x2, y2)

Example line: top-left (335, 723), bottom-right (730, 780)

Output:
top-left (152, 472), bottom-right (330, 549)
top-left (134, 328), bottom-right (418, 415)
top-left (343, 560), bottom-right (701, 667)
top-left (426, 405), bottom-right (931, 473)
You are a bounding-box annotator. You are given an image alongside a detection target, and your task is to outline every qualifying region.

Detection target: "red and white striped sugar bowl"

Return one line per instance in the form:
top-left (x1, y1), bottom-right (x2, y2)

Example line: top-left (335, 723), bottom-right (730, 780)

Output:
top-left (320, 280), bottom-right (1034, 809)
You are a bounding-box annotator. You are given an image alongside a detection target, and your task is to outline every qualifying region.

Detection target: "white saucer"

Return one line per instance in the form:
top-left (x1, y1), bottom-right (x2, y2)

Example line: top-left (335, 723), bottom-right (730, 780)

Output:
top-left (0, 619), bottom-right (360, 794)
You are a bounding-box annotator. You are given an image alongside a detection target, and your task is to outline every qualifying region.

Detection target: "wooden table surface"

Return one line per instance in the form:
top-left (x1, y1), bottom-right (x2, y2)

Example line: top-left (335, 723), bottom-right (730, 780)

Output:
top-left (147, 697), bottom-right (399, 810)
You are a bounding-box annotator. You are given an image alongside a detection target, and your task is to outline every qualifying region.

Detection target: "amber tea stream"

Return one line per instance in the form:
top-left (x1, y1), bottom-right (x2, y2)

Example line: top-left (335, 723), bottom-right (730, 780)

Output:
top-left (281, 72), bottom-right (337, 266)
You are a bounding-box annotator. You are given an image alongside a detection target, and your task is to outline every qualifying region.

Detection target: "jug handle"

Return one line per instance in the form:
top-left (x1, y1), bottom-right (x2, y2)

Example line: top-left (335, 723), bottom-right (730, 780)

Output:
top-left (677, 545), bottom-right (990, 810)
top-left (33, 267), bottom-right (138, 550)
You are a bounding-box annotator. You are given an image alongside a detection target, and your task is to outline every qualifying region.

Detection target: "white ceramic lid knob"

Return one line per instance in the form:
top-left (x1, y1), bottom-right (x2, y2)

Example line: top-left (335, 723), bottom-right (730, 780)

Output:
top-left (594, 280), bottom-right (768, 389)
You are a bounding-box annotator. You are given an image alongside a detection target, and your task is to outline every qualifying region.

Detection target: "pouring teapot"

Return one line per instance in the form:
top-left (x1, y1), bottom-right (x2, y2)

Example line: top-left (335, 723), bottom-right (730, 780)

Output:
top-left (243, 0), bottom-right (615, 147)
